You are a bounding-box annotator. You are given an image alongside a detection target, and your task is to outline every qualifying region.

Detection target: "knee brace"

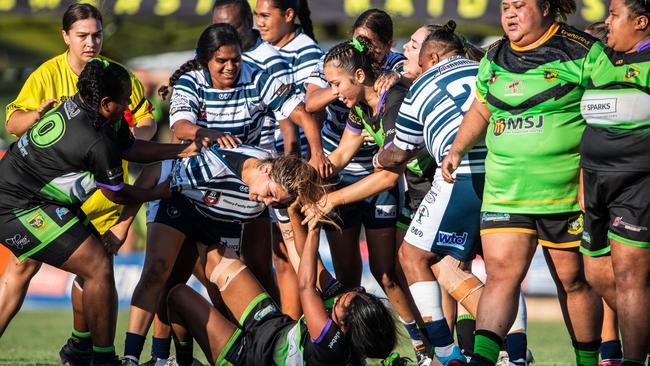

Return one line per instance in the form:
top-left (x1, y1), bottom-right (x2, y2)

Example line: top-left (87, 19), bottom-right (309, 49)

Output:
top-left (436, 256), bottom-right (484, 304)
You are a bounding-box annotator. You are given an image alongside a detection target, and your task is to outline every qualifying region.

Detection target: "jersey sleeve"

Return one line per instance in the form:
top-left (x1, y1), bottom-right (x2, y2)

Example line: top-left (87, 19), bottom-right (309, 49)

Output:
top-left (381, 88), bottom-right (408, 147)
top-left (579, 41), bottom-right (605, 88)
top-left (304, 56), bottom-right (329, 89)
top-left (257, 70), bottom-right (302, 120)
top-left (345, 110), bottom-right (364, 134)
top-left (86, 136), bottom-right (126, 191)
top-left (305, 320), bottom-right (349, 364)
top-left (475, 55), bottom-right (492, 104)
top-left (169, 73), bottom-right (201, 128)
top-left (127, 72), bottom-right (154, 126)
top-left (5, 69), bottom-right (49, 124)
top-left (394, 89), bottom-right (425, 152)
top-left (293, 46), bottom-right (324, 90)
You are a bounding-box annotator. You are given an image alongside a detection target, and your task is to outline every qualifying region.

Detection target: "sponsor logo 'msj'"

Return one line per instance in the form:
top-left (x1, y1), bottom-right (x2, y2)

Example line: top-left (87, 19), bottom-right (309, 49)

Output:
top-left (493, 115), bottom-right (544, 136)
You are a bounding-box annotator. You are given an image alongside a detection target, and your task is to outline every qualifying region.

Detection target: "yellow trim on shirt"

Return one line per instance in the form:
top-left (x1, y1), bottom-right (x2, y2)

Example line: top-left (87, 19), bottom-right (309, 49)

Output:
top-left (510, 23), bottom-right (559, 52)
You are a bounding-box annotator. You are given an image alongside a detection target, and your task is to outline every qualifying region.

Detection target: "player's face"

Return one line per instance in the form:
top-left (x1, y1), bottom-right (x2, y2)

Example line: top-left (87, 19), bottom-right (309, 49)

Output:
top-left (605, 0), bottom-right (647, 52)
top-left (212, 4), bottom-right (248, 36)
top-left (352, 26), bottom-right (390, 66)
top-left (100, 91), bottom-right (132, 122)
top-left (331, 292), bottom-right (358, 330)
top-left (501, 0), bottom-right (547, 46)
top-left (324, 64), bottom-right (364, 108)
top-left (255, 0), bottom-right (292, 45)
top-left (207, 45), bottom-right (242, 90)
top-left (62, 18), bottom-right (103, 65)
top-left (247, 164), bottom-right (294, 206)
top-left (403, 26), bottom-right (429, 80)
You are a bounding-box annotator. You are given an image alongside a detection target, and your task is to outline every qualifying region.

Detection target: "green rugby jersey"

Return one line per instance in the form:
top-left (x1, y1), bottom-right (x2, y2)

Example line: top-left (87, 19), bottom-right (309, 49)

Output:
top-left (476, 23), bottom-right (604, 214)
top-left (580, 47), bottom-right (650, 171)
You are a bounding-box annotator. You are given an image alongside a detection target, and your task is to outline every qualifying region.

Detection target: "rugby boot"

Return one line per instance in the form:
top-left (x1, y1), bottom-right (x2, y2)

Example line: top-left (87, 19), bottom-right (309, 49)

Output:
top-left (59, 336), bottom-right (93, 366)
top-left (415, 349), bottom-right (433, 366)
top-left (437, 345), bottom-right (468, 366)
top-left (89, 356), bottom-right (122, 366)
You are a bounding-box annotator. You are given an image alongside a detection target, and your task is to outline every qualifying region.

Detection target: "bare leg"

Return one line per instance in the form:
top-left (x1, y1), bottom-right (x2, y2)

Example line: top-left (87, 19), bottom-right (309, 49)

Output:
top-left (241, 217), bottom-right (278, 302)
top-left (272, 222), bottom-right (302, 319)
top-left (0, 256), bottom-right (41, 337)
top-left (325, 224), bottom-right (363, 289)
top-left (583, 253), bottom-right (617, 310)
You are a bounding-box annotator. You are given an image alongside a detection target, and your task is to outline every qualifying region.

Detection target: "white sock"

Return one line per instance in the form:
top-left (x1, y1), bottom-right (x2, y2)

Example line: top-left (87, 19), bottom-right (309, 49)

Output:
top-left (409, 281), bottom-right (444, 320)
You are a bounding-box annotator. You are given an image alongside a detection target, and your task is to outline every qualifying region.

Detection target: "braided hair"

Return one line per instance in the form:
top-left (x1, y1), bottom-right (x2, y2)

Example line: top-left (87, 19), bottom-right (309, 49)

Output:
top-left (77, 58), bottom-right (131, 128)
top-left (269, 0), bottom-right (317, 42)
top-left (538, 0), bottom-right (577, 21)
top-left (323, 36), bottom-right (380, 82)
top-left (159, 23), bottom-right (241, 100)
top-left (423, 20), bottom-right (485, 62)
top-left (623, 0), bottom-right (650, 17)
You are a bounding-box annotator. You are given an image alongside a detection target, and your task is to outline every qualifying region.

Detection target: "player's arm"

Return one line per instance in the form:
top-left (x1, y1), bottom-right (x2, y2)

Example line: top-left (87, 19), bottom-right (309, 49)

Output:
top-left (376, 142), bottom-right (419, 169)
top-left (286, 103), bottom-right (332, 177)
top-left (305, 82), bottom-right (337, 113)
top-left (326, 126), bottom-right (365, 176)
top-left (170, 120), bottom-right (240, 149)
top-left (131, 117), bottom-right (157, 141)
top-left (122, 139), bottom-right (201, 163)
top-left (279, 118), bottom-right (300, 156)
top-left (6, 99), bottom-right (58, 136)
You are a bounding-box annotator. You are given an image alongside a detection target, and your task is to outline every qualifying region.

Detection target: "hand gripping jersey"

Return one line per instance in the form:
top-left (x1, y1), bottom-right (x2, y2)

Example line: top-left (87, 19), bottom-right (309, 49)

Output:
top-left (346, 83), bottom-right (433, 177)
top-left (580, 47), bottom-right (650, 171)
top-left (273, 28), bottom-right (324, 156)
top-left (170, 145), bottom-right (271, 224)
top-left (244, 32), bottom-right (295, 153)
top-left (169, 62), bottom-right (301, 146)
top-left (0, 96), bottom-right (133, 212)
top-left (307, 51), bottom-right (406, 177)
top-left (5, 51), bottom-right (153, 234)
top-left (272, 317), bottom-right (350, 366)
top-left (395, 55), bottom-right (486, 175)
top-left (476, 23), bottom-right (604, 214)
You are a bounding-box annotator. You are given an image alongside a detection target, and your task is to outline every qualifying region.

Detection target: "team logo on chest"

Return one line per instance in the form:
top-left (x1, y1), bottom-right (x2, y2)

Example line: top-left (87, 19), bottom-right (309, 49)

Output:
top-left (504, 80), bottom-right (525, 97)
top-left (203, 190), bottom-right (221, 205)
top-left (624, 65), bottom-right (640, 81)
top-left (543, 69), bottom-right (558, 82)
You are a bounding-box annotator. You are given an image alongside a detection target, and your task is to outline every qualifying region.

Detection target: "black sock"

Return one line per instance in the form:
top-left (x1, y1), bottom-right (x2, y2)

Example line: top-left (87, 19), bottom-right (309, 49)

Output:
top-left (456, 315), bottom-right (476, 356)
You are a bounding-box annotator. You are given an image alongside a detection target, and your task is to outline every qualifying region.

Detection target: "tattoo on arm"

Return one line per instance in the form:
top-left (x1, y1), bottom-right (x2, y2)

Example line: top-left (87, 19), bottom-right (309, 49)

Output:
top-left (281, 228), bottom-right (294, 241)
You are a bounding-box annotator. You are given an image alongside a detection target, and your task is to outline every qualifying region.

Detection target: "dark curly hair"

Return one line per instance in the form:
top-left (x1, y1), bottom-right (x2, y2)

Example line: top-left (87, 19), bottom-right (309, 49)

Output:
top-left (423, 20), bottom-right (485, 62)
top-left (538, 0), bottom-right (577, 21)
top-left (623, 0), bottom-right (650, 17)
top-left (159, 23), bottom-right (241, 100)
top-left (323, 36), bottom-right (380, 82)
top-left (77, 59), bottom-right (131, 128)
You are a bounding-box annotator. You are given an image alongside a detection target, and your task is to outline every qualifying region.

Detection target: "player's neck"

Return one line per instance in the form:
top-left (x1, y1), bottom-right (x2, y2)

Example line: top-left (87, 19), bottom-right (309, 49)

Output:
top-left (67, 52), bottom-right (86, 76)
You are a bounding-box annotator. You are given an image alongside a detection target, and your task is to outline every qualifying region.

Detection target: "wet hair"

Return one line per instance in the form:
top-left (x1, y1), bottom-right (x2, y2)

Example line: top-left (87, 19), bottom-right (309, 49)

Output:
top-left (159, 23), bottom-right (241, 100)
top-left (62, 3), bottom-right (103, 32)
top-left (338, 288), bottom-right (407, 364)
top-left (537, 0), bottom-right (577, 22)
top-left (212, 0), bottom-right (253, 28)
top-left (422, 20), bottom-right (485, 62)
top-left (77, 59), bottom-right (131, 128)
top-left (585, 21), bottom-right (608, 42)
top-left (622, 0), bottom-right (650, 18)
top-left (258, 155), bottom-right (325, 208)
top-left (323, 36), bottom-right (380, 82)
top-left (352, 9), bottom-right (394, 47)
top-left (269, 0), bottom-right (317, 42)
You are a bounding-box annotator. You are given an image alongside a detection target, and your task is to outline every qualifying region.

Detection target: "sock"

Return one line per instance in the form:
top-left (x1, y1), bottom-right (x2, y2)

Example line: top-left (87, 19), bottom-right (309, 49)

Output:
top-left (400, 318), bottom-right (426, 353)
top-left (506, 332), bottom-right (527, 366)
top-left (409, 281), bottom-right (454, 358)
top-left (124, 332), bottom-right (146, 362)
top-left (92, 345), bottom-right (115, 364)
top-left (151, 336), bottom-right (172, 360)
top-left (71, 328), bottom-right (92, 349)
top-left (573, 339), bottom-right (601, 366)
top-left (474, 329), bottom-right (503, 364)
top-left (621, 359), bottom-right (645, 366)
top-left (173, 337), bottom-right (193, 366)
top-left (423, 320), bottom-right (455, 357)
top-left (456, 314), bottom-right (476, 356)
top-left (600, 339), bottom-right (622, 361)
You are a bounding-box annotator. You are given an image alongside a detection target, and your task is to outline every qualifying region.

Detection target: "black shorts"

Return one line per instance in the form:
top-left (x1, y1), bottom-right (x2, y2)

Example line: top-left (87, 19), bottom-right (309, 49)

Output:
top-left (581, 169), bottom-right (650, 256)
top-left (480, 211), bottom-right (583, 249)
top-left (216, 293), bottom-right (293, 365)
top-left (150, 192), bottom-right (243, 251)
top-left (398, 169), bottom-right (433, 230)
top-left (0, 204), bottom-right (93, 266)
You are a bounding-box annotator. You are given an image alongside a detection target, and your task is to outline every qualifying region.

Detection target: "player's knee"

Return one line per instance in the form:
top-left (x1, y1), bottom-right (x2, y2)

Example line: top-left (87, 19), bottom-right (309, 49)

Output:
top-left (369, 263), bottom-right (398, 290)
top-left (556, 269), bottom-right (588, 294)
top-left (85, 254), bottom-right (113, 282)
top-left (167, 284), bottom-right (191, 308)
top-left (7, 259), bottom-right (41, 280)
top-left (141, 258), bottom-right (173, 288)
top-left (613, 265), bottom-right (645, 289)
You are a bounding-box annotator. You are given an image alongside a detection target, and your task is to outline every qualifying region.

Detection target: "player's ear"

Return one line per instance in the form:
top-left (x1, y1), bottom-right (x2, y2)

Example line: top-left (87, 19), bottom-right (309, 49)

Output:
top-left (98, 96), bottom-right (111, 115)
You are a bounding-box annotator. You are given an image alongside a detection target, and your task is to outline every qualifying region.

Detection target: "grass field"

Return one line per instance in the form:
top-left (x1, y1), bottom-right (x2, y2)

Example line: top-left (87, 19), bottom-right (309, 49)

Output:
top-left (0, 309), bottom-right (576, 366)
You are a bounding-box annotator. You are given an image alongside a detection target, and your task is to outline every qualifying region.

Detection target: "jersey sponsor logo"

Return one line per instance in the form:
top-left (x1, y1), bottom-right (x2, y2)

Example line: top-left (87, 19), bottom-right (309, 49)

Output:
top-left (166, 204), bottom-right (180, 219)
top-left (275, 83), bottom-right (294, 97)
top-left (203, 190), bottom-right (221, 205)
top-left (437, 231), bottom-right (468, 250)
top-left (170, 94), bottom-right (191, 115)
top-left (219, 237), bottom-right (240, 250)
top-left (6, 234), bottom-right (30, 250)
top-left (375, 205), bottom-right (397, 219)
top-left (328, 330), bottom-right (342, 349)
top-left (582, 231), bottom-right (592, 244)
top-left (488, 70), bottom-right (498, 84)
top-left (28, 212), bottom-right (46, 230)
top-left (559, 29), bottom-right (592, 48)
top-left (543, 69), bottom-right (558, 82)
top-left (253, 304), bottom-right (278, 321)
top-left (481, 212), bottom-right (510, 222)
top-left (415, 205), bottom-right (430, 224)
top-left (197, 102), bottom-right (207, 120)
top-left (581, 98), bottom-right (617, 116)
top-left (504, 80), bottom-right (525, 97)
top-left (625, 65), bottom-right (640, 81)
top-left (55, 207), bottom-right (70, 220)
top-left (216, 92), bottom-right (232, 100)
top-left (17, 134), bottom-right (29, 157)
top-left (30, 112), bottom-right (66, 148)
top-left (424, 189), bottom-right (438, 204)
top-left (348, 112), bottom-right (362, 124)
top-left (239, 185), bottom-right (249, 193)
top-left (63, 99), bottom-right (80, 119)
top-left (567, 214), bottom-right (583, 235)
top-left (493, 116), bottom-right (544, 136)
top-left (106, 166), bottom-right (124, 179)
top-left (612, 216), bottom-right (648, 233)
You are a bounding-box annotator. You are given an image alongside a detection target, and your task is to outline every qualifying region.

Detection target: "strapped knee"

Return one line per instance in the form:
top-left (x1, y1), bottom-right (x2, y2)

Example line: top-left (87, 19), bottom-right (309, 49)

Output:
top-left (436, 256), bottom-right (484, 303)
top-left (209, 256), bottom-right (247, 291)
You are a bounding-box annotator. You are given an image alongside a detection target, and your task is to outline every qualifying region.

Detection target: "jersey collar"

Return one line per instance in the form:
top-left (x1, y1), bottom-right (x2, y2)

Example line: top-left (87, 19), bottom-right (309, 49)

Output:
top-left (510, 22), bottom-right (559, 52)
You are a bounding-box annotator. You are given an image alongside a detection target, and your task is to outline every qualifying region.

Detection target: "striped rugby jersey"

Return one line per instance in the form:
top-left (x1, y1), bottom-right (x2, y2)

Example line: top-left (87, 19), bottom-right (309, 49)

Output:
top-left (171, 145), bottom-right (271, 223)
top-left (273, 29), bottom-right (323, 155)
top-left (243, 33), bottom-right (294, 153)
top-left (306, 51), bottom-right (406, 176)
top-left (169, 62), bottom-right (300, 146)
top-left (394, 55), bottom-right (487, 176)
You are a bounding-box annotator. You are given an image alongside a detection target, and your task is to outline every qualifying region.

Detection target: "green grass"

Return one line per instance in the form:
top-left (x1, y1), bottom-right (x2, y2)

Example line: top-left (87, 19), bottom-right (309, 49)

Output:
top-left (0, 310), bottom-right (576, 366)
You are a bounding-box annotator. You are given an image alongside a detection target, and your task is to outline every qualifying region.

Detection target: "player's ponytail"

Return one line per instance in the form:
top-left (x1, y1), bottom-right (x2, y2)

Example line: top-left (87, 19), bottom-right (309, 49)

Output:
top-left (77, 58), bottom-right (131, 128)
top-left (159, 23), bottom-right (241, 100)
top-left (270, 0), bottom-right (317, 42)
top-left (423, 20), bottom-right (485, 62)
top-left (324, 36), bottom-right (380, 82)
top-left (542, 0), bottom-right (577, 21)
